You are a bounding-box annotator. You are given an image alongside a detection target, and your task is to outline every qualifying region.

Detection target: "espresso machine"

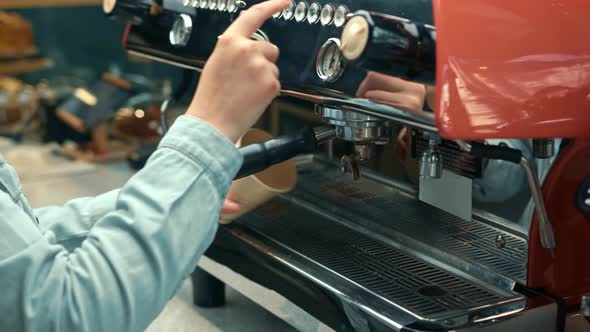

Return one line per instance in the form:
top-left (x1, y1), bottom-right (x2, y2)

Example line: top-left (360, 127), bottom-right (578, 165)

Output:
top-left (104, 0), bottom-right (590, 330)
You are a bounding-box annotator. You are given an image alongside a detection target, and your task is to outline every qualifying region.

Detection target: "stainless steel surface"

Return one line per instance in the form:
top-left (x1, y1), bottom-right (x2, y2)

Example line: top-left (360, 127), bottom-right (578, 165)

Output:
top-left (320, 4), bottom-right (335, 26)
top-left (169, 14), bottom-right (193, 47)
top-left (520, 156), bottom-right (556, 253)
top-left (230, 191), bottom-right (527, 329)
top-left (208, 0), bottom-right (217, 10)
top-left (199, 0), bottom-right (208, 9)
top-left (419, 136), bottom-right (442, 179)
top-left (227, 0), bottom-right (237, 12)
top-left (315, 106), bottom-right (393, 144)
top-left (236, 0), bottom-right (246, 9)
top-left (419, 169), bottom-right (473, 222)
top-left (533, 139), bottom-right (555, 159)
top-left (582, 296), bottom-right (590, 317)
top-left (313, 126), bottom-right (337, 145)
top-left (290, 158), bottom-right (528, 287)
top-left (217, 0), bottom-right (227, 11)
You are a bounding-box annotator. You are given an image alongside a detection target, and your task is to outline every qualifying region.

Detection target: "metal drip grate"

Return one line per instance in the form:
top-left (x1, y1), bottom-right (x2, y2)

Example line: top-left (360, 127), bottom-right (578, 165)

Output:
top-left (240, 200), bottom-right (522, 320)
top-left (290, 164), bottom-right (528, 284)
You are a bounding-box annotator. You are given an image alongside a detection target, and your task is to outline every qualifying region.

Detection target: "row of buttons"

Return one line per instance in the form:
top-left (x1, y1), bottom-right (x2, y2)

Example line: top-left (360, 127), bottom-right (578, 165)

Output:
top-left (181, 0), bottom-right (245, 13)
top-left (180, 0), bottom-right (348, 27)
top-left (274, 2), bottom-right (348, 27)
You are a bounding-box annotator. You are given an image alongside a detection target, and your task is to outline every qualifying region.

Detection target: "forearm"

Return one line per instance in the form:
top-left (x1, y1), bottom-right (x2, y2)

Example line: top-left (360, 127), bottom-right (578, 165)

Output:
top-left (0, 116), bottom-right (243, 331)
top-left (34, 189), bottom-right (120, 244)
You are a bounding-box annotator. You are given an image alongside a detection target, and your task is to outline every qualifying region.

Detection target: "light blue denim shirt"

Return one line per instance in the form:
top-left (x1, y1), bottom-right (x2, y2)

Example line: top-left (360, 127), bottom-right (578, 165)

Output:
top-left (0, 115), bottom-right (243, 332)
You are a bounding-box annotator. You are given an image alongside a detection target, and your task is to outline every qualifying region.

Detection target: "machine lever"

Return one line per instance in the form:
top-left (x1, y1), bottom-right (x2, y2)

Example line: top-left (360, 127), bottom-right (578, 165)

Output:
top-left (459, 141), bottom-right (556, 254)
top-left (235, 126), bottom-right (335, 180)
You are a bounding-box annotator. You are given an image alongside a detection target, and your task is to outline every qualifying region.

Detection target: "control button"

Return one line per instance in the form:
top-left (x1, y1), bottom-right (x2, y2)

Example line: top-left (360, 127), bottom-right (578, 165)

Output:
top-left (227, 0), bottom-right (238, 12)
top-left (217, 0), bottom-right (227, 11)
top-left (320, 4), bottom-right (335, 26)
top-left (340, 15), bottom-right (370, 61)
top-left (333, 5), bottom-right (349, 27)
top-left (307, 2), bottom-right (321, 24)
top-left (208, 0), bottom-right (217, 10)
top-left (169, 14), bottom-right (193, 47)
top-left (294, 2), bottom-right (308, 22)
top-left (199, 0), bottom-right (208, 8)
top-left (282, 1), bottom-right (296, 20)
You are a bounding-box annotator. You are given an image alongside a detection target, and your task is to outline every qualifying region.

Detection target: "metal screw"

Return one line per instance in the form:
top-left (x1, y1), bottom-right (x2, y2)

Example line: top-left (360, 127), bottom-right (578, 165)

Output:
top-left (495, 235), bottom-right (506, 249)
top-left (236, 0), bottom-right (246, 8)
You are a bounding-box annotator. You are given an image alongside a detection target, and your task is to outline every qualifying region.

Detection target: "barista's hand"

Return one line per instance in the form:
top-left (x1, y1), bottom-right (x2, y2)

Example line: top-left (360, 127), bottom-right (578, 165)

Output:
top-left (187, 0), bottom-right (290, 143)
top-left (356, 71), bottom-right (427, 116)
top-left (221, 198), bottom-right (240, 214)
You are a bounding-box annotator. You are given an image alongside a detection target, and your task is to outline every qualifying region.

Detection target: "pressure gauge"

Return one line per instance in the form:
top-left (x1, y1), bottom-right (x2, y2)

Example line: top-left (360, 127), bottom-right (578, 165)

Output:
top-left (169, 14), bottom-right (193, 47)
top-left (316, 38), bottom-right (345, 82)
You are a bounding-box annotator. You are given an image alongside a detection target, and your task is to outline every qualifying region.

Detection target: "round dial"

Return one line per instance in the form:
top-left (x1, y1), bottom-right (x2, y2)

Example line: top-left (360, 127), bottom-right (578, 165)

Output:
top-left (316, 38), bottom-right (345, 82)
top-left (217, 0), bottom-right (227, 11)
top-left (294, 2), bottom-right (308, 22)
top-left (320, 4), bottom-right (335, 26)
top-left (227, 0), bottom-right (238, 12)
top-left (169, 14), bottom-right (193, 47)
top-left (282, 1), bottom-right (296, 20)
top-left (199, 0), bottom-right (208, 8)
top-left (208, 0), bottom-right (217, 10)
top-left (333, 5), bottom-right (349, 27)
top-left (307, 2), bottom-right (321, 24)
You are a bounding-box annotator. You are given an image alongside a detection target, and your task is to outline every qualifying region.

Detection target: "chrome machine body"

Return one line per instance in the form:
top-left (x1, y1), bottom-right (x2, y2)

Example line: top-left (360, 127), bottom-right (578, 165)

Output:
top-left (105, 0), bottom-right (588, 330)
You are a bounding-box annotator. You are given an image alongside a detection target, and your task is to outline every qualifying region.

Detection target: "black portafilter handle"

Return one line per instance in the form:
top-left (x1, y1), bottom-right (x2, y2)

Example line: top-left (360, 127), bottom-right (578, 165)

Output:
top-left (234, 126), bottom-right (334, 180)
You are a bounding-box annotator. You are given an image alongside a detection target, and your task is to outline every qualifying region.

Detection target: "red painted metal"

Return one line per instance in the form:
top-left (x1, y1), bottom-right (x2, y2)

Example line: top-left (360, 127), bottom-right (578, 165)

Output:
top-left (528, 140), bottom-right (590, 305)
top-left (433, 1), bottom-right (590, 140)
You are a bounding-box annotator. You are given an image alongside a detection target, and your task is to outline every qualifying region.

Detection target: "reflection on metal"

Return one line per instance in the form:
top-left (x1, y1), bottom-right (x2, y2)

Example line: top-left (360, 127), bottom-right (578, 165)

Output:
top-left (520, 156), bottom-right (556, 253)
top-left (533, 139), bottom-right (555, 159)
top-left (419, 135), bottom-right (442, 179)
top-left (169, 14), bottom-right (193, 47)
top-left (340, 154), bottom-right (361, 181)
top-left (316, 105), bottom-right (393, 144)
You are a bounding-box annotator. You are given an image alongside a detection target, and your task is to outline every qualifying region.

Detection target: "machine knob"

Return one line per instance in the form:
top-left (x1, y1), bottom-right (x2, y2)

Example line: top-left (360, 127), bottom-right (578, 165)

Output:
top-left (103, 0), bottom-right (162, 24)
top-left (340, 10), bottom-right (436, 84)
top-left (169, 14), bottom-right (193, 47)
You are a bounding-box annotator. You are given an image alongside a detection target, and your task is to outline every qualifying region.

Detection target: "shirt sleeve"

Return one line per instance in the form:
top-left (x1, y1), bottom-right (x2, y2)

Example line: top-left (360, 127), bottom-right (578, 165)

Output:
top-left (34, 189), bottom-right (120, 245)
top-left (0, 115), bottom-right (243, 332)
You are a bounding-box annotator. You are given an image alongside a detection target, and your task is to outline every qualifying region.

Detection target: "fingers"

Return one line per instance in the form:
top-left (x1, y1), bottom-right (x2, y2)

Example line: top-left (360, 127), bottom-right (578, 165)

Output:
top-left (254, 41), bottom-right (280, 62)
top-left (221, 198), bottom-right (240, 214)
top-left (225, 0), bottom-right (291, 37)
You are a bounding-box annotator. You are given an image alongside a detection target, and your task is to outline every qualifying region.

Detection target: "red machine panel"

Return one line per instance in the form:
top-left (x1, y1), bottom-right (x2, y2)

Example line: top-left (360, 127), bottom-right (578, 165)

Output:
top-left (433, 1), bottom-right (590, 140)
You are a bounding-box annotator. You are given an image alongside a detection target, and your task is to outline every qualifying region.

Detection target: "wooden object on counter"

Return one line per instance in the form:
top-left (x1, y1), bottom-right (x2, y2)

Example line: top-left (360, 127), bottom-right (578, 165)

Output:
top-left (0, 0), bottom-right (103, 9)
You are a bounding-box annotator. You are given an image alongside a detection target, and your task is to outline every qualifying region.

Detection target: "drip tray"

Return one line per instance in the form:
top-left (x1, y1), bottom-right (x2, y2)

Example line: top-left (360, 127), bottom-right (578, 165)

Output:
top-left (231, 197), bottom-right (526, 325)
